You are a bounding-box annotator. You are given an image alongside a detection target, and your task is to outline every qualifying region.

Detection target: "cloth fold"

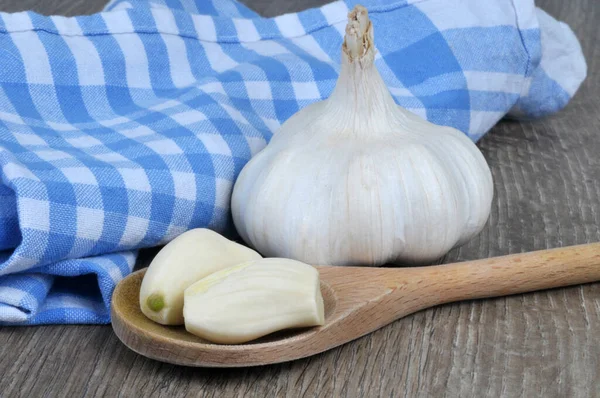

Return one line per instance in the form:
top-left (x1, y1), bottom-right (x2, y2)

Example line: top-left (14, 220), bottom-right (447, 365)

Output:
top-left (0, 0), bottom-right (586, 324)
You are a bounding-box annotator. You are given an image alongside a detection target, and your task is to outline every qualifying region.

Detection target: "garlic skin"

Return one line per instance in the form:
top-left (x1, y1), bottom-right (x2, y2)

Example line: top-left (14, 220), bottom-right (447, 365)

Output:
top-left (139, 228), bottom-right (262, 325)
top-left (183, 258), bottom-right (324, 344)
top-left (231, 6), bottom-right (493, 266)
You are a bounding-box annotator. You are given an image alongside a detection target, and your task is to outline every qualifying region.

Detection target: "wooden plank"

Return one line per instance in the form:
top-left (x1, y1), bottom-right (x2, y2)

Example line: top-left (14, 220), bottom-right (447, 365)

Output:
top-left (0, 0), bottom-right (599, 396)
top-left (0, 0), bottom-right (105, 16)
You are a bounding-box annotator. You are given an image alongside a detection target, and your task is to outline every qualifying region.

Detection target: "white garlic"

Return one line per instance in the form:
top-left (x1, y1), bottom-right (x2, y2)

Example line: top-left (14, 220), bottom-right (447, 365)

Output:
top-left (139, 228), bottom-right (261, 325)
top-left (183, 258), bottom-right (324, 344)
top-left (231, 5), bottom-right (493, 266)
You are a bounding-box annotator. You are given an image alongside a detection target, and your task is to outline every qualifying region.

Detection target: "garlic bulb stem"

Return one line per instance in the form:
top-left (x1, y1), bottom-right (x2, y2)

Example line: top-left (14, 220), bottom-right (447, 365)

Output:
top-left (329, 6), bottom-right (411, 136)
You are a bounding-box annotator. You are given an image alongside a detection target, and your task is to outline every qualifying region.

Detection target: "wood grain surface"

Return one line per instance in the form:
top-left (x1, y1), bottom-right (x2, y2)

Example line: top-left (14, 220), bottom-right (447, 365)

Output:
top-left (0, 0), bottom-right (599, 396)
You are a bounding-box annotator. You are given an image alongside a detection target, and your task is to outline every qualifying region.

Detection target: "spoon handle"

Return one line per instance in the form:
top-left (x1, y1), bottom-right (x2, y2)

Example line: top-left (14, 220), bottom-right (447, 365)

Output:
top-left (421, 242), bottom-right (600, 305)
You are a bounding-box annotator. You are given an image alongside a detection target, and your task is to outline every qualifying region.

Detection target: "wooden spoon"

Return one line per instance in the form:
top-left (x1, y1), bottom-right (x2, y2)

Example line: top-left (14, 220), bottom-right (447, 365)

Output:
top-left (111, 243), bottom-right (600, 367)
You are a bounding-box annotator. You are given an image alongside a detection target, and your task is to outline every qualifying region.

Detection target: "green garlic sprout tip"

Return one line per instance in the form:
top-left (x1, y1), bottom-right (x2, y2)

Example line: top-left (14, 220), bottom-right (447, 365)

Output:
top-left (147, 293), bottom-right (165, 312)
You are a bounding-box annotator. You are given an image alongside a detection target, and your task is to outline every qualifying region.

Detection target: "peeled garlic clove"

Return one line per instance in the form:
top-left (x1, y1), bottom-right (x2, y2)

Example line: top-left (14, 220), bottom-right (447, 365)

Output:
top-left (183, 258), bottom-right (325, 344)
top-left (139, 228), bottom-right (262, 325)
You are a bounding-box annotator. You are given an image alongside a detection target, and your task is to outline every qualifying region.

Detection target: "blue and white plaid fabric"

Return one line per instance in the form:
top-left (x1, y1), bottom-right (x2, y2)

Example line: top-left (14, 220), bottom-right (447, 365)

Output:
top-left (0, 0), bottom-right (586, 324)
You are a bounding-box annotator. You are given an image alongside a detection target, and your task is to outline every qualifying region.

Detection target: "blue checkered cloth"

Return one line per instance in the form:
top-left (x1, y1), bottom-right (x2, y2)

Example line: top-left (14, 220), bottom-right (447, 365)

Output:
top-left (0, 0), bottom-right (586, 324)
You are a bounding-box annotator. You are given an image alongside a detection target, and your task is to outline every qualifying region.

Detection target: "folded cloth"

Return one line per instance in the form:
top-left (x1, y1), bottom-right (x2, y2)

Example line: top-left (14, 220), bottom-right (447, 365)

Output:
top-left (0, 0), bottom-right (586, 324)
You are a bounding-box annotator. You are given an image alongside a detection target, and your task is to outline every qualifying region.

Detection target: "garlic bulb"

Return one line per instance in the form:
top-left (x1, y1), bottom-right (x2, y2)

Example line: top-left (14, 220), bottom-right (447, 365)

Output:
top-left (231, 5), bottom-right (493, 266)
top-left (183, 258), bottom-right (324, 344)
top-left (139, 228), bottom-right (261, 325)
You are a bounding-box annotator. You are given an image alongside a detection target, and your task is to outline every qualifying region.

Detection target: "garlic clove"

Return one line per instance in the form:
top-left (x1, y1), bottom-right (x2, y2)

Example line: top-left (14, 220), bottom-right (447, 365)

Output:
top-left (183, 258), bottom-right (325, 344)
top-left (139, 228), bottom-right (262, 325)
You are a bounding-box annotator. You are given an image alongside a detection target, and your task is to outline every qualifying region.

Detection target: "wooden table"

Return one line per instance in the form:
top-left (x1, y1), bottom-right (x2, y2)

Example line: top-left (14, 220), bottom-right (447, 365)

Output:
top-left (0, 0), bottom-right (598, 396)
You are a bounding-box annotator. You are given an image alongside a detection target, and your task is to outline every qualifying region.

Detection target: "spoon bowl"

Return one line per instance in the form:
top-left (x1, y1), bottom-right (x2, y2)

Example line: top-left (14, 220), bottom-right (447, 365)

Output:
top-left (111, 270), bottom-right (341, 367)
top-left (111, 243), bottom-right (600, 367)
